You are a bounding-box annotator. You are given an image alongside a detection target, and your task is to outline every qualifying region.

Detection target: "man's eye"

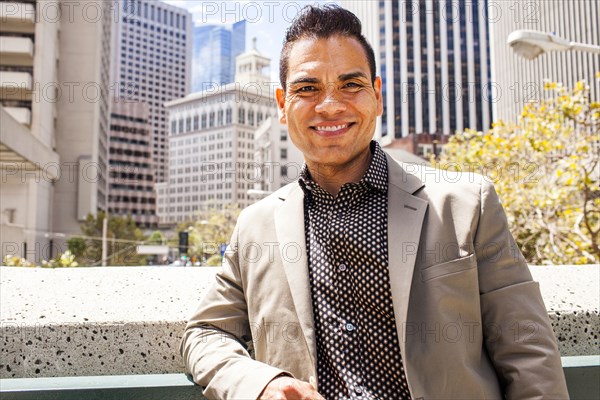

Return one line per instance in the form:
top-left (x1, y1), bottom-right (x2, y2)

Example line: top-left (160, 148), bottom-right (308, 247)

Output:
top-left (343, 82), bottom-right (363, 89)
top-left (298, 86), bottom-right (316, 92)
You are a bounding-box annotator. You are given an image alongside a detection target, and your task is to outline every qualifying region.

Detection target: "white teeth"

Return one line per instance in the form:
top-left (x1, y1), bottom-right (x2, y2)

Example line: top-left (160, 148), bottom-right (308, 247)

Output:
top-left (316, 124), bottom-right (347, 131)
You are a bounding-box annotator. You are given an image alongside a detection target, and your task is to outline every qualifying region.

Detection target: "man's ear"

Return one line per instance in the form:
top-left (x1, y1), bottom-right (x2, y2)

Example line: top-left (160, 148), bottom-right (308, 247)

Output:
top-left (275, 87), bottom-right (286, 124)
top-left (374, 77), bottom-right (383, 117)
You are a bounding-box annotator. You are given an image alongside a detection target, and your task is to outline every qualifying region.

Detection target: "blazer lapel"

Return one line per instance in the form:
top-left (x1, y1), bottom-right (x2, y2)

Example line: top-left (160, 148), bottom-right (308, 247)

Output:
top-left (273, 184), bottom-right (317, 370)
top-left (386, 155), bottom-right (428, 359)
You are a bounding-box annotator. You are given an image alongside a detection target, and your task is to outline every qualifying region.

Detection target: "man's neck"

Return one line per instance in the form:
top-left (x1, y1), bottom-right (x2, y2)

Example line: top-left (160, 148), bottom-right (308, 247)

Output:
top-left (306, 150), bottom-right (372, 196)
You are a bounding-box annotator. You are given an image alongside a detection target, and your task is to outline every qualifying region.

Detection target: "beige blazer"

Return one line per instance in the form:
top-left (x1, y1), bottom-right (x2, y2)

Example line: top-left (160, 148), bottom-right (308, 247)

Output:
top-left (181, 155), bottom-right (569, 400)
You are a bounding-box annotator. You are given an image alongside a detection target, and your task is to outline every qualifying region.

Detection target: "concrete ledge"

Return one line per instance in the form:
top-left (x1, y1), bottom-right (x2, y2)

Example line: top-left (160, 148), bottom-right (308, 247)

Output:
top-left (0, 265), bottom-right (598, 379)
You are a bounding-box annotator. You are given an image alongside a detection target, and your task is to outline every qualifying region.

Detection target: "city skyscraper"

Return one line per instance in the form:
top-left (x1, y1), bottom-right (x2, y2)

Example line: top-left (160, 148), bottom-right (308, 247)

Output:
top-left (1, 0), bottom-right (114, 261)
top-left (342, 0), bottom-right (493, 152)
top-left (192, 20), bottom-right (246, 92)
top-left (192, 24), bottom-right (231, 90)
top-left (489, 0), bottom-right (599, 122)
top-left (111, 0), bottom-right (192, 184)
top-left (108, 100), bottom-right (157, 228)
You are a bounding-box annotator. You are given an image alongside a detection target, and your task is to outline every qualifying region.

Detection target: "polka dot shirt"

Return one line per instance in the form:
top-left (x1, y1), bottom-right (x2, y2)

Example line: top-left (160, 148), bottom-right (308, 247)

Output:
top-left (299, 141), bottom-right (412, 399)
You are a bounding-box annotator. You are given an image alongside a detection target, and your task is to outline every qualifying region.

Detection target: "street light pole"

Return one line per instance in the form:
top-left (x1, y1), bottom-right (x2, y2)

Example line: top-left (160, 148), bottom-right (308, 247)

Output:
top-left (101, 216), bottom-right (108, 267)
top-left (508, 29), bottom-right (600, 60)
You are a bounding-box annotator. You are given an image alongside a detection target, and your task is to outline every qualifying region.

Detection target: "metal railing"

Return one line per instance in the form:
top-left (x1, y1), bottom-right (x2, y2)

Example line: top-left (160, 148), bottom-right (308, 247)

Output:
top-left (1, 356), bottom-right (598, 400)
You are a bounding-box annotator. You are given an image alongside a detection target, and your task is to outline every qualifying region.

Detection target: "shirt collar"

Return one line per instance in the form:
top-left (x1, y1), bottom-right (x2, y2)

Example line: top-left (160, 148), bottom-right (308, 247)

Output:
top-left (299, 141), bottom-right (388, 194)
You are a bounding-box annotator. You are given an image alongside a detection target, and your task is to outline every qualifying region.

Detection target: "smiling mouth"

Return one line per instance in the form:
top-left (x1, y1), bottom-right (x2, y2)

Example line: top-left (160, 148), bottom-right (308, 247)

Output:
top-left (311, 123), bottom-right (355, 134)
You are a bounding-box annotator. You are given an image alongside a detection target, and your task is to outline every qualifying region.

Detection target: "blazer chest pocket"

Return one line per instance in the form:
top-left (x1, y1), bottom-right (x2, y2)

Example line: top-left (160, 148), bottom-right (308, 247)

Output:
top-left (420, 253), bottom-right (476, 282)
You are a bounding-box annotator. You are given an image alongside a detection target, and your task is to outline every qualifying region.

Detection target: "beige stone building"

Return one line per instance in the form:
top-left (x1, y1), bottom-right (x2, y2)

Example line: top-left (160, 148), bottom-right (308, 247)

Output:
top-left (158, 46), bottom-right (281, 224)
top-left (1, 0), bottom-right (113, 262)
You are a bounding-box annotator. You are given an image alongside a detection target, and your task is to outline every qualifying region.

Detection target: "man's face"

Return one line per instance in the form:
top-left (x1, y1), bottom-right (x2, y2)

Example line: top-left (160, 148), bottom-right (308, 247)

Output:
top-left (276, 35), bottom-right (383, 170)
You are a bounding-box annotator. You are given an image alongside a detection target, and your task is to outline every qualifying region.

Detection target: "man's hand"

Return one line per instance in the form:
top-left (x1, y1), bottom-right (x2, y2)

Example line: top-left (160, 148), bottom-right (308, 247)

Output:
top-left (258, 376), bottom-right (324, 400)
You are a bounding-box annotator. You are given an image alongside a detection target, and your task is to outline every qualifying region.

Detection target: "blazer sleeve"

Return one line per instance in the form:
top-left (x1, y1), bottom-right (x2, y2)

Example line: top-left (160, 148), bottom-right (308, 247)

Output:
top-left (475, 178), bottom-right (569, 399)
top-left (180, 222), bottom-right (290, 400)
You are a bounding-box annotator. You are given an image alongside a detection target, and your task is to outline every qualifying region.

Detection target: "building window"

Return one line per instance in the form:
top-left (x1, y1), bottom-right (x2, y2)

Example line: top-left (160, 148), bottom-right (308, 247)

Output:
top-left (280, 130), bottom-right (287, 141)
top-left (248, 110), bottom-right (254, 126)
top-left (226, 108), bottom-right (232, 124)
top-left (193, 115), bottom-right (199, 130)
top-left (257, 111), bottom-right (263, 125)
top-left (238, 108), bottom-right (245, 124)
top-left (201, 113), bottom-right (207, 129)
top-left (280, 148), bottom-right (287, 159)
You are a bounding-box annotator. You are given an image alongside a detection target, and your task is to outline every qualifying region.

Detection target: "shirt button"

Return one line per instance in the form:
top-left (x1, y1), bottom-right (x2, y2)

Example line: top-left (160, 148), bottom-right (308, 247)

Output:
top-left (354, 386), bottom-right (363, 395)
top-left (345, 323), bottom-right (355, 332)
top-left (338, 263), bottom-right (347, 271)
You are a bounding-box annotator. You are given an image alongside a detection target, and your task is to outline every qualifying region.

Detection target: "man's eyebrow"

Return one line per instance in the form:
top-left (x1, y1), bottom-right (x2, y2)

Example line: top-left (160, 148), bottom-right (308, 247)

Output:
top-left (288, 72), bottom-right (369, 87)
top-left (288, 77), bottom-right (320, 86)
top-left (338, 72), bottom-right (369, 81)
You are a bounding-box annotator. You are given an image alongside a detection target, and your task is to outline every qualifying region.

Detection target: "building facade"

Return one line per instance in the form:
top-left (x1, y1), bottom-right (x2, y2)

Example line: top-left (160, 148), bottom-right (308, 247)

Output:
top-left (489, 0), bottom-right (599, 122)
top-left (342, 0), bottom-right (493, 145)
top-left (1, 0), bottom-right (113, 262)
top-left (111, 0), bottom-right (192, 184)
top-left (158, 47), bottom-right (277, 224)
top-left (253, 116), bottom-right (304, 196)
top-left (108, 100), bottom-right (157, 227)
top-left (192, 20), bottom-right (246, 92)
top-left (1, 0), bottom-right (59, 262)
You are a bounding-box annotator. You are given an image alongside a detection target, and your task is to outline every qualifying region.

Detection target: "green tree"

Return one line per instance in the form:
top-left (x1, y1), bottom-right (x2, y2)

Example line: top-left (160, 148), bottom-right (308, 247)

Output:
top-left (146, 230), bottom-right (166, 245)
top-left (436, 79), bottom-right (599, 265)
top-left (178, 205), bottom-right (241, 262)
top-left (67, 236), bottom-right (87, 258)
top-left (77, 211), bottom-right (146, 266)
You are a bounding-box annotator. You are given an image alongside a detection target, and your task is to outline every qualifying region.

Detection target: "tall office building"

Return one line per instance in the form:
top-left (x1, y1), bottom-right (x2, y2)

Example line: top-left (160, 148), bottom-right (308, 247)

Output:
top-left (489, 0), bottom-right (599, 122)
top-left (192, 25), bottom-right (231, 90)
top-left (108, 100), bottom-right (157, 228)
top-left (158, 46), bottom-right (278, 224)
top-left (342, 0), bottom-right (492, 151)
top-left (1, 0), bottom-right (114, 262)
top-left (192, 20), bottom-right (246, 92)
top-left (111, 0), bottom-right (192, 184)
top-left (1, 0), bottom-right (60, 262)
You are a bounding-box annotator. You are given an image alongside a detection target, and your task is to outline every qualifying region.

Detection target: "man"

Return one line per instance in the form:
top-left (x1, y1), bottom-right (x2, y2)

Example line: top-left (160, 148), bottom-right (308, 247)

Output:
top-left (181, 5), bottom-right (569, 399)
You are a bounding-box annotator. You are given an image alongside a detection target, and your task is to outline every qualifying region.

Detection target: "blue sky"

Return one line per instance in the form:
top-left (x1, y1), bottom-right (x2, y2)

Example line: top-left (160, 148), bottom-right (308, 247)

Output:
top-left (163, 1), bottom-right (333, 81)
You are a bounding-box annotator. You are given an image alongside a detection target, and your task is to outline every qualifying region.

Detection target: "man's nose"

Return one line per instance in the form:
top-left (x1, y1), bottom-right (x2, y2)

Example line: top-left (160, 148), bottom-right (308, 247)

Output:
top-left (315, 90), bottom-right (346, 114)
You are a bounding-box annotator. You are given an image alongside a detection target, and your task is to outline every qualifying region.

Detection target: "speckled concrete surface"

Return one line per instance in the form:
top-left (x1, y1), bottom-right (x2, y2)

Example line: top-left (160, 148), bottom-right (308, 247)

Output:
top-left (529, 265), bottom-right (600, 357)
top-left (0, 265), bottom-right (598, 378)
top-left (1, 267), bottom-right (218, 379)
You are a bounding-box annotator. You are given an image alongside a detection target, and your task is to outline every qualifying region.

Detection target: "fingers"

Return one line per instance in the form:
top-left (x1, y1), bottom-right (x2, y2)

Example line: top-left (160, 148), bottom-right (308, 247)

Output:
top-left (259, 376), bottom-right (324, 400)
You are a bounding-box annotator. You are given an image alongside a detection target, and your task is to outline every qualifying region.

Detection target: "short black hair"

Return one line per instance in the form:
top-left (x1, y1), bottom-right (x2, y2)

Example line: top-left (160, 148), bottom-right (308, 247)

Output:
top-left (279, 4), bottom-right (376, 91)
